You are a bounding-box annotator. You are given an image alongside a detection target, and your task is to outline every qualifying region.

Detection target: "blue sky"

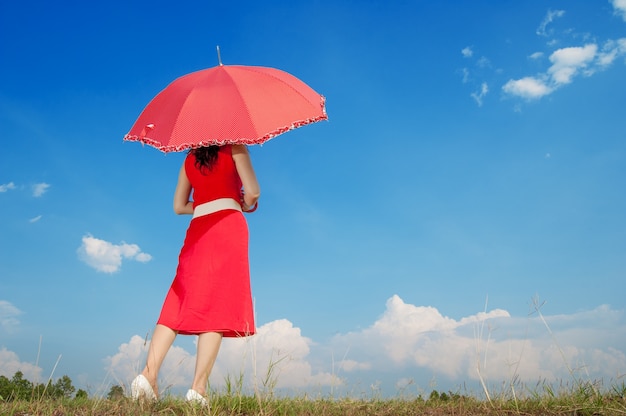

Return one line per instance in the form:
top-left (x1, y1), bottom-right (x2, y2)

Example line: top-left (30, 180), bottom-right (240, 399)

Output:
top-left (1, 0), bottom-right (625, 398)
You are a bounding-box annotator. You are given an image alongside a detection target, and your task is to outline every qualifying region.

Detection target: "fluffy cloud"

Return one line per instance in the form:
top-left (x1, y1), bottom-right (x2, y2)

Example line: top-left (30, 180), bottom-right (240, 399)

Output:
top-left (327, 296), bottom-right (508, 380)
top-left (329, 296), bottom-right (625, 389)
top-left (77, 235), bottom-right (152, 273)
top-left (106, 320), bottom-right (337, 395)
top-left (503, 40), bottom-right (626, 100)
top-left (0, 182), bottom-right (16, 193)
top-left (0, 300), bottom-right (22, 333)
top-left (103, 335), bottom-right (196, 393)
top-left (105, 296), bottom-right (626, 396)
top-left (0, 348), bottom-right (43, 381)
top-left (613, 0), bottom-right (626, 21)
top-left (502, 77), bottom-right (553, 100)
top-left (217, 319), bottom-right (337, 390)
top-left (598, 38), bottom-right (626, 66)
top-left (548, 44), bottom-right (597, 85)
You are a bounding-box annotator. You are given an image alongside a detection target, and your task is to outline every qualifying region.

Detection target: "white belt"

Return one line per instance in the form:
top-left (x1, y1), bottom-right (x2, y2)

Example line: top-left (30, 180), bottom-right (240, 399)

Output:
top-left (193, 198), bottom-right (242, 219)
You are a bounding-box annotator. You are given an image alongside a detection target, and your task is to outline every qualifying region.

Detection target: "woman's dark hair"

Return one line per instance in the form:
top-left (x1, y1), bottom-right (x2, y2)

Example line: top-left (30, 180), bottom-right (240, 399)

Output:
top-left (190, 145), bottom-right (220, 173)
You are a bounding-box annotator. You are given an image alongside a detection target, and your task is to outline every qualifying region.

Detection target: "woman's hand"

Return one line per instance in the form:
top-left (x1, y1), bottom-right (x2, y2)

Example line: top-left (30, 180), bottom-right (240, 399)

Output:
top-left (240, 190), bottom-right (258, 212)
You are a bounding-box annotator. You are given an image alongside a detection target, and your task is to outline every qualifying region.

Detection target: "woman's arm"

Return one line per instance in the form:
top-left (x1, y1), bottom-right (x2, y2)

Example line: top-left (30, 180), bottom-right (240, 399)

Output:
top-left (232, 144), bottom-right (260, 211)
top-left (173, 162), bottom-right (194, 215)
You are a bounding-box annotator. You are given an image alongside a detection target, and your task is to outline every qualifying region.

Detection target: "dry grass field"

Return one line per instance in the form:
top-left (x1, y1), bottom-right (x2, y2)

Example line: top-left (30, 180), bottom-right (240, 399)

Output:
top-left (2, 379), bottom-right (625, 416)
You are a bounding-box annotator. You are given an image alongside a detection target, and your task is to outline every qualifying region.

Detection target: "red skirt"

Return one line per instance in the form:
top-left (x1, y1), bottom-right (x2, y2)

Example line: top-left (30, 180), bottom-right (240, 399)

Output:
top-left (157, 210), bottom-right (255, 337)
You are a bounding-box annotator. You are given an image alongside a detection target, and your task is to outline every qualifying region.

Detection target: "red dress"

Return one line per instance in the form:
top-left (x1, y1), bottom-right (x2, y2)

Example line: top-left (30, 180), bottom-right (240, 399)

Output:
top-left (157, 145), bottom-right (255, 337)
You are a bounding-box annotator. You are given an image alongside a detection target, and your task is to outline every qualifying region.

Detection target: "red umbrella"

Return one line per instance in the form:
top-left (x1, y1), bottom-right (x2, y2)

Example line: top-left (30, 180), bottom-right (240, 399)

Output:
top-left (124, 60), bottom-right (327, 152)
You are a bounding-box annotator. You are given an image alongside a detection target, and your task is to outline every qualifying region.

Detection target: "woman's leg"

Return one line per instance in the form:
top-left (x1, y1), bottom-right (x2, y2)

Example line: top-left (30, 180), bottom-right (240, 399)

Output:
top-left (141, 324), bottom-right (177, 397)
top-left (190, 331), bottom-right (223, 395)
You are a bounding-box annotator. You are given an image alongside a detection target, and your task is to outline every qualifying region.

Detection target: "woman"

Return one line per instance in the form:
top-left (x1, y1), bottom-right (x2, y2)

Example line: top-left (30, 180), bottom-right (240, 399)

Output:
top-left (131, 144), bottom-right (260, 406)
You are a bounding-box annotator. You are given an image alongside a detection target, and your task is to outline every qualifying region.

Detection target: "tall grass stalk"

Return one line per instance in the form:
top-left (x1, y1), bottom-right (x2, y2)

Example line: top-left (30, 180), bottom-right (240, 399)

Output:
top-left (474, 295), bottom-right (493, 405)
top-left (39, 354), bottom-right (62, 399)
top-left (531, 295), bottom-right (601, 399)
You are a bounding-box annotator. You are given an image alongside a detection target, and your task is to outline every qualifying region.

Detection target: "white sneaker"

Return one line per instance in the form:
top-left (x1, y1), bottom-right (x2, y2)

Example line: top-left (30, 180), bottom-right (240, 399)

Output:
top-left (131, 374), bottom-right (157, 401)
top-left (185, 389), bottom-right (208, 407)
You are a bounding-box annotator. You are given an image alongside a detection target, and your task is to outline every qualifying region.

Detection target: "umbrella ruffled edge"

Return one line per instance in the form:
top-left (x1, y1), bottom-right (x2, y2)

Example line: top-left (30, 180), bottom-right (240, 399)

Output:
top-left (123, 97), bottom-right (328, 153)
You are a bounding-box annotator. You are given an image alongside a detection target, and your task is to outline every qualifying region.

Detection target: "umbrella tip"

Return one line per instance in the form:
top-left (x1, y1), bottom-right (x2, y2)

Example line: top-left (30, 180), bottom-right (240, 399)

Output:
top-left (216, 45), bottom-right (223, 66)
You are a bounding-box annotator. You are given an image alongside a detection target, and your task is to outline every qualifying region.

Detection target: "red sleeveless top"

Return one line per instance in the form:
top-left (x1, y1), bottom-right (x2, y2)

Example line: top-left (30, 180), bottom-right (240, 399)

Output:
top-left (184, 145), bottom-right (242, 208)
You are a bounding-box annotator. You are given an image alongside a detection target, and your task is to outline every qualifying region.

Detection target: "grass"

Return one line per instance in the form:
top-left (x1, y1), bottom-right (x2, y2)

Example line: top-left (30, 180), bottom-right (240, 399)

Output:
top-left (2, 380), bottom-right (625, 416)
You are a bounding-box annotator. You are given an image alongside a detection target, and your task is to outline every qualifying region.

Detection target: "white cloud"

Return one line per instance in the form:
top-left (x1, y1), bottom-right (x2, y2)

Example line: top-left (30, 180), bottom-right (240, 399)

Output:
top-left (327, 296), bottom-right (509, 380)
top-left (0, 300), bottom-right (22, 333)
top-left (329, 296), bottom-right (626, 388)
top-left (536, 9), bottom-right (565, 37)
top-left (77, 234), bottom-right (152, 273)
top-left (103, 334), bottom-right (196, 392)
top-left (104, 296), bottom-right (626, 396)
top-left (32, 182), bottom-right (50, 197)
top-left (597, 38), bottom-right (626, 67)
top-left (504, 39), bottom-right (626, 100)
top-left (492, 5), bottom-right (626, 103)
top-left (461, 47), bottom-right (473, 58)
top-left (612, 0), bottom-right (626, 21)
top-left (0, 182), bottom-right (16, 192)
top-left (548, 44), bottom-right (597, 85)
top-left (471, 82), bottom-right (489, 107)
top-left (29, 215), bottom-right (42, 223)
top-left (217, 319), bottom-right (337, 389)
top-left (134, 252), bottom-right (152, 262)
top-left (460, 50), bottom-right (491, 103)
top-left (106, 320), bottom-right (338, 395)
top-left (0, 348), bottom-right (43, 381)
top-left (503, 76), bottom-right (553, 100)
top-left (0, 182), bottom-right (52, 197)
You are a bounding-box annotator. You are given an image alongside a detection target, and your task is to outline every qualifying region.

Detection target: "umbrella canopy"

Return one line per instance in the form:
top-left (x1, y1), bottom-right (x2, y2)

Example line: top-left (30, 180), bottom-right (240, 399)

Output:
top-left (124, 64), bottom-right (327, 152)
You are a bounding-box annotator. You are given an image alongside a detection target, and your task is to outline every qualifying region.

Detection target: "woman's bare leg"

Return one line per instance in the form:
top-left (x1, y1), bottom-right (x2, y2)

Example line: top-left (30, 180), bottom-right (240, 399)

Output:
top-left (141, 324), bottom-right (177, 397)
top-left (191, 332), bottom-right (223, 395)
